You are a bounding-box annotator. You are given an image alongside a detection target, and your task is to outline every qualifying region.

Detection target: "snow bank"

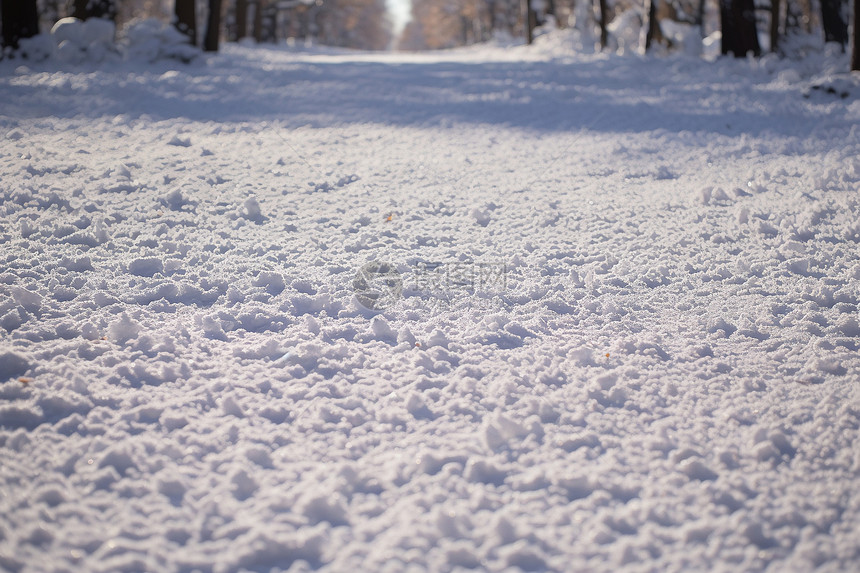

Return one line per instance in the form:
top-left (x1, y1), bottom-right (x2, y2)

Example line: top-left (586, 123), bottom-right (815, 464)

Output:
top-left (47, 17), bottom-right (118, 63)
top-left (12, 17), bottom-right (198, 64)
top-left (121, 18), bottom-right (200, 63)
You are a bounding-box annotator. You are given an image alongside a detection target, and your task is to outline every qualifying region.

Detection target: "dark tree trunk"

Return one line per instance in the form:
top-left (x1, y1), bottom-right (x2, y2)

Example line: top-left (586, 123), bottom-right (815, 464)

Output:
top-left (522, 0), bottom-right (535, 44)
top-left (175, 0), bottom-right (197, 45)
top-left (720, 0), bottom-right (761, 57)
top-left (770, 0), bottom-right (781, 52)
top-left (597, 0), bottom-right (609, 49)
top-left (852, 0), bottom-right (860, 70)
top-left (253, 0), bottom-right (265, 42)
top-left (236, 0), bottom-right (249, 39)
top-left (1, 0), bottom-right (39, 50)
top-left (643, 0), bottom-right (659, 52)
top-left (73, 0), bottom-right (116, 20)
top-left (204, 0), bottom-right (223, 51)
top-left (821, 0), bottom-right (848, 45)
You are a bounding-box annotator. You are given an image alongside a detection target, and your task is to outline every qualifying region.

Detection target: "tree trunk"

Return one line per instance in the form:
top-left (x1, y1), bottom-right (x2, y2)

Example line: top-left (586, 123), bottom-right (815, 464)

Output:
top-left (821, 0), bottom-right (848, 46)
top-left (597, 0), bottom-right (609, 49)
top-left (204, 0), bottom-right (223, 51)
top-left (522, 0), bottom-right (535, 44)
top-left (73, 0), bottom-right (116, 20)
top-left (1, 0), bottom-right (39, 50)
top-left (253, 0), bottom-right (266, 42)
top-left (175, 0), bottom-right (197, 45)
top-left (642, 0), bottom-right (659, 52)
top-left (236, 0), bottom-right (249, 39)
top-left (852, 0), bottom-right (860, 70)
top-left (770, 0), bottom-right (781, 52)
top-left (720, 0), bottom-right (761, 57)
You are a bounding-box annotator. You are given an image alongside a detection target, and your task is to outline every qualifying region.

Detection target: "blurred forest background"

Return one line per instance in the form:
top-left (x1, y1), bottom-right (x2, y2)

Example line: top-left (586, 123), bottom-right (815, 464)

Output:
top-left (1, 0), bottom-right (858, 67)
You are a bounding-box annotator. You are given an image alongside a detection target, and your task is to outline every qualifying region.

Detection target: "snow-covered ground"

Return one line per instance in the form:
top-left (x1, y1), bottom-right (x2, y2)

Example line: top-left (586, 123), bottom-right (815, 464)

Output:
top-left (1, 34), bottom-right (860, 572)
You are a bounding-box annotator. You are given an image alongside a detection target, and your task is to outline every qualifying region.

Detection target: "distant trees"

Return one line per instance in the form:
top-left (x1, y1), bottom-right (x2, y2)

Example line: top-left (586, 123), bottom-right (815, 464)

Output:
top-left (399, 0), bottom-right (858, 68)
top-left (402, 0), bottom-right (517, 49)
top-left (224, 0), bottom-right (390, 49)
top-left (316, 0), bottom-right (392, 50)
top-left (401, 0), bottom-right (472, 49)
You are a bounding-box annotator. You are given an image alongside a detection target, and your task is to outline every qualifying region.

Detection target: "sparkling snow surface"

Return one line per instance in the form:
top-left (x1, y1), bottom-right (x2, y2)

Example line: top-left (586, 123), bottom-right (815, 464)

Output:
top-left (1, 37), bottom-right (860, 572)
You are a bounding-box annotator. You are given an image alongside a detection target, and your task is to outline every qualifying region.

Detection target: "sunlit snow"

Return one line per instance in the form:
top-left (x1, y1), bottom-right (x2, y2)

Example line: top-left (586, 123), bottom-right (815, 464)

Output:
top-left (1, 31), bottom-right (859, 572)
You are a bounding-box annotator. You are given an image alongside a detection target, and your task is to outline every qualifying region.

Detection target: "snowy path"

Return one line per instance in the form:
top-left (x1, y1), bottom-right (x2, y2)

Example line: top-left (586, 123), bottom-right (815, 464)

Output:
top-left (1, 40), bottom-right (860, 572)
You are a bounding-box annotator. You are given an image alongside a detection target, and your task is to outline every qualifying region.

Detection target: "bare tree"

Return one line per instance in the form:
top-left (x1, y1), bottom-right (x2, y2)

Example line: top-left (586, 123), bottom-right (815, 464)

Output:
top-left (642, 0), bottom-right (659, 52)
top-left (204, 0), bottom-right (223, 51)
top-left (175, 0), bottom-right (198, 45)
top-left (236, 0), bottom-right (250, 39)
top-left (1, 0), bottom-right (39, 50)
top-left (720, 0), bottom-right (761, 57)
top-left (770, 0), bottom-right (781, 52)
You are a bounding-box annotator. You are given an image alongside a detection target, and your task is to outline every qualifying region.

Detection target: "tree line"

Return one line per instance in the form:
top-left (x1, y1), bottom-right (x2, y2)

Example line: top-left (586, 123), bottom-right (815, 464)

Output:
top-left (400, 0), bottom-right (859, 69)
top-left (1, 0), bottom-right (857, 69)
top-left (1, 0), bottom-right (391, 54)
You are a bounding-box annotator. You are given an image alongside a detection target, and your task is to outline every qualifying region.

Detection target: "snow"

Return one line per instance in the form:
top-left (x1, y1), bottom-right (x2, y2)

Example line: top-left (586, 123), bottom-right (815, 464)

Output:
top-left (17, 18), bottom-right (199, 64)
top-left (1, 32), bottom-right (860, 572)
